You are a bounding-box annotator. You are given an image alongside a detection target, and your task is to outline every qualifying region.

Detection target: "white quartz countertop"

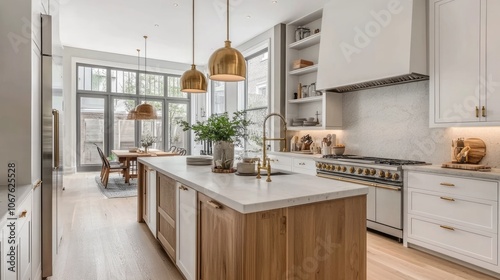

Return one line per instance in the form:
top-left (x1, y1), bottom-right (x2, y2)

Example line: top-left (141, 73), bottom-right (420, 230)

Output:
top-left (267, 151), bottom-right (323, 159)
top-left (403, 165), bottom-right (500, 180)
top-left (0, 184), bottom-right (32, 224)
top-left (139, 157), bottom-right (368, 214)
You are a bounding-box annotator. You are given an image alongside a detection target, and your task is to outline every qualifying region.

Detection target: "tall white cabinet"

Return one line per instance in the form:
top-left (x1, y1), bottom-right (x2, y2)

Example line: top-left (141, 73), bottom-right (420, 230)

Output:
top-left (430, 0), bottom-right (500, 126)
top-left (176, 184), bottom-right (197, 280)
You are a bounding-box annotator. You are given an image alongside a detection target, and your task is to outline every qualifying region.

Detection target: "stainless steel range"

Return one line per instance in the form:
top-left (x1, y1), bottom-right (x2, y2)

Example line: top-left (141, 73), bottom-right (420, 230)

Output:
top-left (315, 155), bottom-right (427, 241)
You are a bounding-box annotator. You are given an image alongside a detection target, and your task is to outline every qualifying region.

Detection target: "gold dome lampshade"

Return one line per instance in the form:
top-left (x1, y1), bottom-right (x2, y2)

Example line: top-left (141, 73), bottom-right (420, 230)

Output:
top-left (180, 0), bottom-right (208, 93)
top-left (208, 0), bottom-right (246, 82)
top-left (208, 41), bottom-right (246, 82)
top-left (181, 64), bottom-right (208, 93)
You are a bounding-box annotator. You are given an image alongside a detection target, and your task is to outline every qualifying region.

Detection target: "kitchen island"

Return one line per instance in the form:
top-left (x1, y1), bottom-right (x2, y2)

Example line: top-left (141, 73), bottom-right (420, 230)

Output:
top-left (137, 156), bottom-right (369, 280)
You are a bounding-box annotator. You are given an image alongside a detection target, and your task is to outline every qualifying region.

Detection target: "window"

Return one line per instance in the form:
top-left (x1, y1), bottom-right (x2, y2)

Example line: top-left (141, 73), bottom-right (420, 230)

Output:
top-left (211, 81), bottom-right (226, 114)
top-left (244, 48), bottom-right (269, 151)
top-left (76, 63), bottom-right (190, 171)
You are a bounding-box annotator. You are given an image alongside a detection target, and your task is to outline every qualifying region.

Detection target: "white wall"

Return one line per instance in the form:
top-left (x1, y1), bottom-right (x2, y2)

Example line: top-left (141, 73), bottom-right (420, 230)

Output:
top-left (291, 81), bottom-right (500, 167)
top-left (62, 47), bottom-right (191, 173)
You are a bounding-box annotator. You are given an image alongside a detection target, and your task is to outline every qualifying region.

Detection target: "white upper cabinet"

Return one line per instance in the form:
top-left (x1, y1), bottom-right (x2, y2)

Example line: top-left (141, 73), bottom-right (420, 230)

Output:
top-left (430, 0), bottom-right (500, 126)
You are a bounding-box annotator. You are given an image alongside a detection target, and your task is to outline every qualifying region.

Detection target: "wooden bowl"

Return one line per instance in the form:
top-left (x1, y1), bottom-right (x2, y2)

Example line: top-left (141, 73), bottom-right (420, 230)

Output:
top-left (332, 146), bottom-right (345, 155)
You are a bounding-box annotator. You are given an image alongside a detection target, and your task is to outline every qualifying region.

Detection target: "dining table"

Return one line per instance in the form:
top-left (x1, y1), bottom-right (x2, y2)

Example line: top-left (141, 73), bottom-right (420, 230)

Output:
top-left (112, 149), bottom-right (178, 183)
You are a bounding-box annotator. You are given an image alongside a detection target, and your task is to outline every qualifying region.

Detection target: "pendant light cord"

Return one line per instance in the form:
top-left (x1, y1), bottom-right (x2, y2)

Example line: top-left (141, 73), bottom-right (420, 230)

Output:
top-left (192, 0), bottom-right (195, 64)
top-left (226, 0), bottom-right (229, 42)
top-left (144, 35), bottom-right (148, 103)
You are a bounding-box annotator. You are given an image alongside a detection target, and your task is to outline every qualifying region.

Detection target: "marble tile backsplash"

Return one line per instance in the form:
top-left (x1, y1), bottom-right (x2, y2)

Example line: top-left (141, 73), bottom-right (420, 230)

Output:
top-left (291, 81), bottom-right (500, 168)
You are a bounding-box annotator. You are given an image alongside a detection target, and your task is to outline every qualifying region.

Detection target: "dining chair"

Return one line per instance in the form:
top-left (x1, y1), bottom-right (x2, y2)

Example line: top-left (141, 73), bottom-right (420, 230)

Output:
top-left (177, 148), bottom-right (187, 156)
top-left (95, 145), bottom-right (128, 187)
top-left (168, 146), bottom-right (177, 152)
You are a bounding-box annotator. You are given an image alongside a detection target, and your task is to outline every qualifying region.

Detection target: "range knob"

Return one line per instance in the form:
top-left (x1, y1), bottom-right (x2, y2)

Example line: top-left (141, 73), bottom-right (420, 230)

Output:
top-left (364, 169), bottom-right (370, 175)
top-left (385, 172), bottom-right (392, 179)
top-left (336, 166), bottom-right (342, 171)
top-left (341, 166), bottom-right (347, 172)
top-left (379, 171), bottom-right (385, 177)
top-left (328, 164), bottom-right (334, 171)
top-left (321, 163), bottom-right (327, 169)
top-left (316, 162), bottom-right (322, 168)
top-left (393, 173), bottom-right (400, 180)
top-left (370, 169), bottom-right (376, 176)
top-left (357, 168), bottom-right (363, 174)
top-left (349, 167), bottom-right (355, 173)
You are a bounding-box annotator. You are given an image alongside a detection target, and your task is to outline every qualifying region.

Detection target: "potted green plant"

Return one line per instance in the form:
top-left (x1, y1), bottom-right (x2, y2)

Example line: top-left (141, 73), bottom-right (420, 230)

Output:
top-left (179, 111), bottom-right (251, 171)
top-left (140, 134), bottom-right (157, 153)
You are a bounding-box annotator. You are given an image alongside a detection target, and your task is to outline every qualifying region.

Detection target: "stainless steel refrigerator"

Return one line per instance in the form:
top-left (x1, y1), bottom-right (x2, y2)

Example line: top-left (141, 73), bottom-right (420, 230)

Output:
top-left (41, 14), bottom-right (64, 278)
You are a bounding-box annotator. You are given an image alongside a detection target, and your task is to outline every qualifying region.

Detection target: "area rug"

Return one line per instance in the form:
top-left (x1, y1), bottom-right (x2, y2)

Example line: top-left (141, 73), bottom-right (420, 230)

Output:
top-left (95, 175), bottom-right (137, 198)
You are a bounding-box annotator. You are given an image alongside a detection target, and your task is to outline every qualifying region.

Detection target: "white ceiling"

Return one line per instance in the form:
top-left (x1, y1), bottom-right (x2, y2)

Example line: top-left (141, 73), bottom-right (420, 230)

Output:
top-left (59, 0), bottom-right (328, 65)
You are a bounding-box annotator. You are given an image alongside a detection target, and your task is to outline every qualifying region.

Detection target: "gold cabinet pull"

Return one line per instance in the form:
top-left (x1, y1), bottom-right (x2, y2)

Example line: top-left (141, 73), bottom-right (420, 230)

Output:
top-left (207, 200), bottom-right (221, 209)
top-left (179, 185), bottom-right (188, 191)
top-left (19, 210), bottom-right (28, 218)
top-left (34, 179), bottom-right (42, 190)
top-left (440, 225), bottom-right (455, 231)
top-left (440, 196), bottom-right (455, 202)
top-left (482, 106), bottom-right (486, 117)
top-left (440, 182), bottom-right (455, 187)
top-left (476, 106), bottom-right (479, 118)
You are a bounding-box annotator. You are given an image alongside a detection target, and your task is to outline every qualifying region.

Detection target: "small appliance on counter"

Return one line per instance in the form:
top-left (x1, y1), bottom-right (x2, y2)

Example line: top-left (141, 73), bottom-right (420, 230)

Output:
top-left (443, 138), bottom-right (489, 171)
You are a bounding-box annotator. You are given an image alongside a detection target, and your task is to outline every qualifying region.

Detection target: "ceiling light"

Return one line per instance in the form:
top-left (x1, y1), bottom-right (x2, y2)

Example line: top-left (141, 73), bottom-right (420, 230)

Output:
top-left (173, 3), bottom-right (179, 7)
top-left (208, 0), bottom-right (246, 82)
top-left (246, 15), bottom-right (251, 19)
top-left (135, 36), bottom-right (158, 120)
top-left (154, 24), bottom-right (160, 27)
top-left (181, 0), bottom-right (207, 93)
top-left (272, 1), bottom-right (278, 4)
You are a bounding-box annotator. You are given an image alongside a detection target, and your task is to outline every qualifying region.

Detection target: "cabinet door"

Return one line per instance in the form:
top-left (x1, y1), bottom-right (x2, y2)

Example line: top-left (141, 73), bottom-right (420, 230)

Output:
top-left (142, 168), bottom-right (149, 225)
top-left (199, 193), bottom-right (242, 280)
top-left (366, 186), bottom-right (376, 221)
top-left (432, 0), bottom-right (482, 124)
top-left (176, 185), bottom-right (197, 280)
top-left (486, 0), bottom-right (500, 122)
top-left (147, 169), bottom-right (157, 237)
top-left (157, 173), bottom-right (176, 260)
top-left (18, 217), bottom-right (32, 280)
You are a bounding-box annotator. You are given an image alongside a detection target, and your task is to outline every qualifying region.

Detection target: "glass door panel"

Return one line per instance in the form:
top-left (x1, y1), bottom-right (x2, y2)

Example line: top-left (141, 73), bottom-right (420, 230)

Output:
top-left (140, 100), bottom-right (163, 150)
top-left (168, 102), bottom-right (189, 151)
top-left (112, 98), bottom-right (136, 150)
top-left (79, 96), bottom-right (105, 166)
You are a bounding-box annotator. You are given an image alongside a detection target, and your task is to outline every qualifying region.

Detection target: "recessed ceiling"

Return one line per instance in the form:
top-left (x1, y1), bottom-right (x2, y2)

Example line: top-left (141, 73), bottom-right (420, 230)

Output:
top-left (59, 0), bottom-right (327, 65)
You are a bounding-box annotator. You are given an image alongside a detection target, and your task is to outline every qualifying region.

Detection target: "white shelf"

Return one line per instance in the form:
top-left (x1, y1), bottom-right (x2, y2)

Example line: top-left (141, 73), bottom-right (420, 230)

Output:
top-left (289, 9), bottom-right (323, 26)
top-left (289, 64), bottom-right (318, 76)
top-left (288, 126), bottom-right (324, 131)
top-left (289, 33), bottom-right (321, 50)
top-left (288, 96), bottom-right (323, 104)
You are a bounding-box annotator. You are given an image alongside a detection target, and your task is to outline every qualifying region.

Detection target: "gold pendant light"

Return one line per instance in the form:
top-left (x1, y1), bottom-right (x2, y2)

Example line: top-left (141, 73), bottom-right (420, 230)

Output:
top-left (208, 0), bottom-right (246, 82)
top-left (180, 0), bottom-right (207, 93)
top-left (126, 49), bottom-right (141, 120)
top-left (135, 35), bottom-right (158, 120)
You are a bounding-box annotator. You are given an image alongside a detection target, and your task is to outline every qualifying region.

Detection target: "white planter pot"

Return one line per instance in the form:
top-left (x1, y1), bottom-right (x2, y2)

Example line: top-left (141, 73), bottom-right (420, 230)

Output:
top-left (212, 141), bottom-right (234, 170)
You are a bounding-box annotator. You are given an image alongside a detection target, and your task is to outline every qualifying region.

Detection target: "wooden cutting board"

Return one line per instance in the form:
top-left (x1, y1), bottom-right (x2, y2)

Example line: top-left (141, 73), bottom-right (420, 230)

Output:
top-left (442, 162), bottom-right (491, 171)
top-left (464, 138), bottom-right (486, 164)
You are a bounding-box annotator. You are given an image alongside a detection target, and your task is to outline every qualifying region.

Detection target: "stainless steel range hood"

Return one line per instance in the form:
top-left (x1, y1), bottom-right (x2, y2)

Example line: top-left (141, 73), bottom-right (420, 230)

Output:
top-left (316, 0), bottom-right (428, 93)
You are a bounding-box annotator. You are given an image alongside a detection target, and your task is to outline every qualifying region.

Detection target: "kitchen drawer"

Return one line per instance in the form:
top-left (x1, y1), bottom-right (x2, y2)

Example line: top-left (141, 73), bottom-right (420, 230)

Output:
top-left (292, 158), bottom-right (316, 171)
top-left (408, 215), bottom-right (497, 265)
top-left (408, 172), bottom-right (498, 201)
top-left (16, 191), bottom-right (33, 230)
top-left (409, 189), bottom-right (497, 233)
top-left (268, 154), bottom-right (293, 167)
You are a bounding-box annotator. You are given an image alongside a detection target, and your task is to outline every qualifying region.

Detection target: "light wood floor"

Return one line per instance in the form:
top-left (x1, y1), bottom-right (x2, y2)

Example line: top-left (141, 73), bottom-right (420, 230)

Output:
top-left (50, 172), bottom-right (496, 280)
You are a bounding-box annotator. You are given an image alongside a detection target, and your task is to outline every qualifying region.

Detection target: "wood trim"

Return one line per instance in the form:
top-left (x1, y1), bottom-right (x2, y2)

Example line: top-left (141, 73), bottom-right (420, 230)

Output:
top-left (137, 163), bottom-right (145, 222)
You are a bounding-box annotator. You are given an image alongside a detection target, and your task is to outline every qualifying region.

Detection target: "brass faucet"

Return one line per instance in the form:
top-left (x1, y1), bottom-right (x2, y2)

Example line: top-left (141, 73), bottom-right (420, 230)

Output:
top-left (256, 113), bottom-right (287, 182)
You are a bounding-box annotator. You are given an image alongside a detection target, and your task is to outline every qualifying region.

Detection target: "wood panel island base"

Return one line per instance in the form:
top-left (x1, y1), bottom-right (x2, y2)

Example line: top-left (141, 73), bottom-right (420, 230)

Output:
top-left (137, 157), bottom-right (368, 280)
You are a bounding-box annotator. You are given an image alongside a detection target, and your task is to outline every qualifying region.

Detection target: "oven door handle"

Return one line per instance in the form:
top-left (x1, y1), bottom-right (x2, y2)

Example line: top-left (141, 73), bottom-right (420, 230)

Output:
top-left (317, 173), bottom-right (401, 191)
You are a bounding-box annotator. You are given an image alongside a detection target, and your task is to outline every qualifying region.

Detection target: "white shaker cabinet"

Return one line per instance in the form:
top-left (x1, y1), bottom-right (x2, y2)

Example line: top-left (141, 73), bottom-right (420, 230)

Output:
top-left (176, 183), bottom-right (197, 280)
top-left (430, 0), bottom-right (500, 126)
top-left (147, 169), bottom-right (157, 237)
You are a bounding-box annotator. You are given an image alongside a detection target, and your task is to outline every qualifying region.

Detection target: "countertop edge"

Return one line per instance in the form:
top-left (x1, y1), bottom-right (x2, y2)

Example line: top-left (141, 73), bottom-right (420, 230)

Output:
top-left (403, 165), bottom-right (500, 180)
top-left (139, 157), bottom-right (368, 214)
